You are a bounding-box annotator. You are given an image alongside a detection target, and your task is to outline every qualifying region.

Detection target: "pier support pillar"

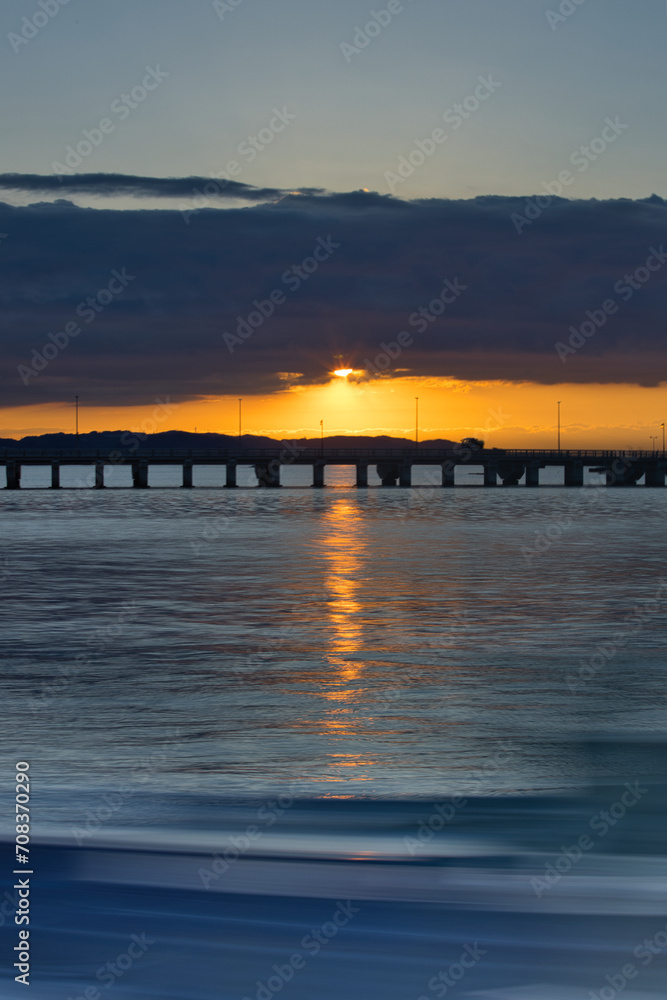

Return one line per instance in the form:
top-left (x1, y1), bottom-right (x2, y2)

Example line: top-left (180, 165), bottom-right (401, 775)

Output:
top-left (225, 462), bottom-right (237, 488)
top-left (312, 462), bottom-right (325, 488)
top-left (525, 463), bottom-right (540, 487)
top-left (441, 462), bottom-right (455, 487)
top-left (607, 459), bottom-right (626, 486)
top-left (399, 463), bottom-right (412, 488)
top-left (6, 462), bottom-right (20, 489)
top-left (645, 462), bottom-right (665, 487)
top-left (132, 461), bottom-right (149, 488)
top-left (182, 461), bottom-right (193, 488)
top-left (483, 462), bottom-right (498, 487)
top-left (564, 461), bottom-right (584, 487)
top-left (499, 462), bottom-right (525, 486)
top-left (377, 462), bottom-right (400, 487)
top-left (606, 459), bottom-right (643, 487)
top-left (356, 463), bottom-right (368, 488)
top-left (255, 462), bottom-right (280, 488)
top-left (94, 462), bottom-right (105, 489)
top-left (51, 462), bottom-right (61, 489)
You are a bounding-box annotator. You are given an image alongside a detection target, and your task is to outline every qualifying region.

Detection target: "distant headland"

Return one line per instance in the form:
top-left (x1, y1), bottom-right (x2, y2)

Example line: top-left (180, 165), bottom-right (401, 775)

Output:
top-left (0, 430), bottom-right (458, 451)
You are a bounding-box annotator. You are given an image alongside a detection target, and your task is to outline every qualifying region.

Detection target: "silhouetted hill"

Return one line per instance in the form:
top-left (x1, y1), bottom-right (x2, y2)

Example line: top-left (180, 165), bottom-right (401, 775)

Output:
top-left (0, 431), bottom-right (458, 450)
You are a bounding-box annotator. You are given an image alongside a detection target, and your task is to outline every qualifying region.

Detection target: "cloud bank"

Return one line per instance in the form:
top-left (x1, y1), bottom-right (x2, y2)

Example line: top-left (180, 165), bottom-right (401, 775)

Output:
top-left (0, 171), bottom-right (327, 202)
top-left (1, 182), bottom-right (666, 407)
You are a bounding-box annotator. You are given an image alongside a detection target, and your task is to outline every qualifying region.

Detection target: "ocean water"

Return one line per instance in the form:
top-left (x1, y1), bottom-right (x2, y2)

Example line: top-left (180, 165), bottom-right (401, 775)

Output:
top-left (2, 473), bottom-right (667, 998)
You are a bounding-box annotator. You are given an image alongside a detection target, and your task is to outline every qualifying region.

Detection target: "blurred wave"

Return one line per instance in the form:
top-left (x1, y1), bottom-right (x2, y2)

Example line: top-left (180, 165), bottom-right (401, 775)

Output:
top-left (3, 780), bottom-right (667, 999)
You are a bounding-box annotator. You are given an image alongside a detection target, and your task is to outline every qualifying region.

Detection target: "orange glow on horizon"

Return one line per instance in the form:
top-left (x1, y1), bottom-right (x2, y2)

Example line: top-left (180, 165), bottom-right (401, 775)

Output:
top-left (2, 375), bottom-right (667, 450)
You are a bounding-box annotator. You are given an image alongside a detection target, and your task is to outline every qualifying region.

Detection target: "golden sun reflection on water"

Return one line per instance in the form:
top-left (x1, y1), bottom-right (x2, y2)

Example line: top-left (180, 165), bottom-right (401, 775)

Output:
top-left (317, 499), bottom-right (398, 786)
top-left (322, 498), bottom-right (365, 676)
top-left (318, 499), bottom-right (375, 782)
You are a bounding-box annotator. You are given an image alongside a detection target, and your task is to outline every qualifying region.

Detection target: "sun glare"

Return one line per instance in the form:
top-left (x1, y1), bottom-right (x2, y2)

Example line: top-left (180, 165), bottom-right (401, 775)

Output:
top-left (333, 369), bottom-right (354, 377)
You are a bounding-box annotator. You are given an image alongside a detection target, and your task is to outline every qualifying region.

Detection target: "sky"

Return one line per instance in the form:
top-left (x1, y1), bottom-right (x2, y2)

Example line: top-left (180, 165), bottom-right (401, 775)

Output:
top-left (1, 0), bottom-right (666, 445)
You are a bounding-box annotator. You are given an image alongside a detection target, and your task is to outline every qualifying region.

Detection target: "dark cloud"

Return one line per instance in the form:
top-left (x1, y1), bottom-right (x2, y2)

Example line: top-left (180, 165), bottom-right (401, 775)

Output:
top-left (1, 189), bottom-right (666, 408)
top-left (0, 172), bottom-right (325, 202)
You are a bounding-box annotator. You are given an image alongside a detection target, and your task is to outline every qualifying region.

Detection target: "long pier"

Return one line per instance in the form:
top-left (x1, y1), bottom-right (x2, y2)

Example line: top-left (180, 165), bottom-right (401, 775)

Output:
top-left (1, 446), bottom-right (665, 488)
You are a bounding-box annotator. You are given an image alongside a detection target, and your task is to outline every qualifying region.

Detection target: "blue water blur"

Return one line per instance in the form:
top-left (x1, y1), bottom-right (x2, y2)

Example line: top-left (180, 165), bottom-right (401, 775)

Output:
top-left (1, 478), bottom-right (667, 996)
